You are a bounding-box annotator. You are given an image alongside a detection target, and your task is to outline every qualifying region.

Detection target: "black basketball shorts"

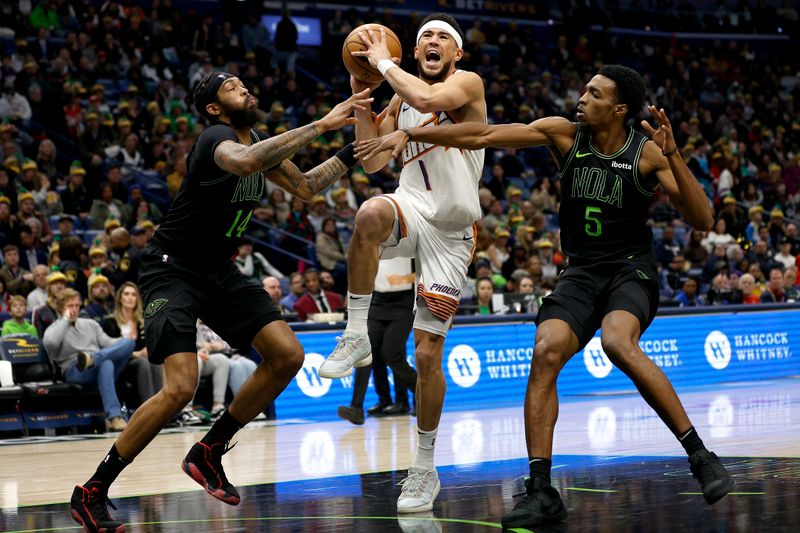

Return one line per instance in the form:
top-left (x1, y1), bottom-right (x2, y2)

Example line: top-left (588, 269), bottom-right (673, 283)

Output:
top-left (139, 246), bottom-right (283, 364)
top-left (536, 253), bottom-right (660, 351)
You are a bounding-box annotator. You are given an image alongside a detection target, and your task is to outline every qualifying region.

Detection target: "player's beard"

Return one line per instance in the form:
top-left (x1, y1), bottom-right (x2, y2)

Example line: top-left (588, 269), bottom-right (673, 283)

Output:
top-left (222, 101), bottom-right (265, 129)
top-left (418, 58), bottom-right (454, 83)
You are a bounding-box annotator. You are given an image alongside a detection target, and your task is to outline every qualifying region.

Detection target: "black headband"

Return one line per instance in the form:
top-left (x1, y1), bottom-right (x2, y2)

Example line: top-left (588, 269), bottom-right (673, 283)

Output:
top-left (197, 72), bottom-right (233, 117)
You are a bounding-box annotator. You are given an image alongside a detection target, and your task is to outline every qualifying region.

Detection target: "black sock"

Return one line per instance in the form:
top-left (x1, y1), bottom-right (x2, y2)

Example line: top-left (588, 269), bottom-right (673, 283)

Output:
top-left (529, 457), bottom-right (552, 487)
top-left (200, 410), bottom-right (244, 446)
top-left (86, 444), bottom-right (131, 492)
top-left (678, 426), bottom-right (706, 456)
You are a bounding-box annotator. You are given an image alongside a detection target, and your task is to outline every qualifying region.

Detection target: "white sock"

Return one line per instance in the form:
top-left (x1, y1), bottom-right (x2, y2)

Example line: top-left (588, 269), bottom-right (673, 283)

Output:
top-left (411, 427), bottom-right (437, 471)
top-left (345, 292), bottom-right (372, 333)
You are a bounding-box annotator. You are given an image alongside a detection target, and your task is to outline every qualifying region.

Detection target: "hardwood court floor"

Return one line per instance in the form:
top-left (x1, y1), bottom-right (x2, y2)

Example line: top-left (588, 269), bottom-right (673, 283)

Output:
top-left (0, 378), bottom-right (798, 532)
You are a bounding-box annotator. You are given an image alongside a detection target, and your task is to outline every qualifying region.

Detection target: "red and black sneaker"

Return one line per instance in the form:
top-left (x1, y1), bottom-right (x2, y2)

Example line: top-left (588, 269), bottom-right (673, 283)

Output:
top-left (181, 441), bottom-right (241, 505)
top-left (69, 483), bottom-right (126, 533)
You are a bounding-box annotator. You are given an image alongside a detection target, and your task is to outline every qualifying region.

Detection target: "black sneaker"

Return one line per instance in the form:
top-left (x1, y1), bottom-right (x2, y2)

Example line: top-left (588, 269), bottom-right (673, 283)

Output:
top-left (69, 482), bottom-right (126, 533)
top-left (181, 441), bottom-right (241, 505)
top-left (689, 450), bottom-right (735, 504)
top-left (501, 478), bottom-right (567, 529)
top-left (338, 405), bottom-right (365, 425)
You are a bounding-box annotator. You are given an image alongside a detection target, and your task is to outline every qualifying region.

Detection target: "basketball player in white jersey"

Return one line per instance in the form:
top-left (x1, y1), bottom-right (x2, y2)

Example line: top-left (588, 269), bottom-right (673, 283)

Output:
top-left (318, 13), bottom-right (485, 512)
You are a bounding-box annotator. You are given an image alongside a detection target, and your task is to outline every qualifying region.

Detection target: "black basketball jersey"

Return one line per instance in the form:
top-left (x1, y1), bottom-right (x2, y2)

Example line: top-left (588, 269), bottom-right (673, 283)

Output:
top-left (150, 125), bottom-right (267, 265)
top-left (558, 125), bottom-right (655, 262)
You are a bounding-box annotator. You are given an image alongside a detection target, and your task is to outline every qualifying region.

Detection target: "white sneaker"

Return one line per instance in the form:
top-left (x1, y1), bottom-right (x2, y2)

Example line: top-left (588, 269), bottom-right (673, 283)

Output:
top-left (397, 467), bottom-right (440, 513)
top-left (397, 511), bottom-right (442, 533)
top-left (318, 331), bottom-right (372, 378)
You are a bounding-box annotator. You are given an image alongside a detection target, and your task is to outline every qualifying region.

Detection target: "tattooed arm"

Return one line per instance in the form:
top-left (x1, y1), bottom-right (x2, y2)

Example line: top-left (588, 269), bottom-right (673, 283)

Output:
top-left (212, 89), bottom-right (372, 176)
top-left (266, 156), bottom-right (350, 202)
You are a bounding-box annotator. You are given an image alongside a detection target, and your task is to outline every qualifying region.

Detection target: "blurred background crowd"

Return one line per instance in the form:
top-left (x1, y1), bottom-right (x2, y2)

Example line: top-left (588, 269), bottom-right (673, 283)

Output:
top-left (0, 0), bottom-right (797, 427)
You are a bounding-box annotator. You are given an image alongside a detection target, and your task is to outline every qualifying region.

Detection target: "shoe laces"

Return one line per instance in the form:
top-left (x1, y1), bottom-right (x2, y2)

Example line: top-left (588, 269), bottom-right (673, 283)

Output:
top-left (398, 470), bottom-right (434, 498)
top-left (330, 332), bottom-right (362, 361)
top-left (84, 485), bottom-right (117, 520)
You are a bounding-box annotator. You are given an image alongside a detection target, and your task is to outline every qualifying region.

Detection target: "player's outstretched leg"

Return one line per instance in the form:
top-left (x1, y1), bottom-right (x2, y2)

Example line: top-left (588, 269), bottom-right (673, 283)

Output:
top-left (320, 199), bottom-right (394, 378)
top-left (599, 312), bottom-right (735, 504)
top-left (182, 321), bottom-right (304, 505)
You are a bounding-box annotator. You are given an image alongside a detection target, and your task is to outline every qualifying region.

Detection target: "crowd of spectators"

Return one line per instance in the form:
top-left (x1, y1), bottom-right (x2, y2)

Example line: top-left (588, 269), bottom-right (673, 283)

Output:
top-left (0, 2), bottom-right (798, 431)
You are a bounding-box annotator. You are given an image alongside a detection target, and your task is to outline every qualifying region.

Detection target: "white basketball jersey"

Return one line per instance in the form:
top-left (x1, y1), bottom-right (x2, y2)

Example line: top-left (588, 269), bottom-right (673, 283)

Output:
top-left (395, 71), bottom-right (485, 226)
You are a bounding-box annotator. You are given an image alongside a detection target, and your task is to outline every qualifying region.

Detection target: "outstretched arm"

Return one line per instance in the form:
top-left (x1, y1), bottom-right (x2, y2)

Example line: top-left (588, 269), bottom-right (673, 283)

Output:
top-left (266, 149), bottom-right (353, 202)
top-left (642, 106), bottom-right (713, 231)
top-left (213, 90), bottom-right (372, 176)
top-left (356, 116), bottom-right (575, 160)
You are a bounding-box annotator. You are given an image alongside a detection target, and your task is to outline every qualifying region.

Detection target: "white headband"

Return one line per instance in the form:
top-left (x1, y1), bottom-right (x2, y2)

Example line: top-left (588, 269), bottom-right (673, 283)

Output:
top-left (416, 20), bottom-right (463, 49)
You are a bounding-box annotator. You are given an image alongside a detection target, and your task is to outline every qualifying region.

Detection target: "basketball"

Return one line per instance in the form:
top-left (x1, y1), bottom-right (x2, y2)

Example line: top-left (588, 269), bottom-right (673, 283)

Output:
top-left (342, 24), bottom-right (402, 84)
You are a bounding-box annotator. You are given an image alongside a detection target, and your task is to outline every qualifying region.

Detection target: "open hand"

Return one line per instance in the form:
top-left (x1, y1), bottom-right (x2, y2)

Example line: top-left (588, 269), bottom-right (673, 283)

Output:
top-left (641, 105), bottom-right (677, 155)
top-left (351, 26), bottom-right (399, 69)
top-left (318, 89), bottom-right (374, 131)
top-left (355, 129), bottom-right (411, 160)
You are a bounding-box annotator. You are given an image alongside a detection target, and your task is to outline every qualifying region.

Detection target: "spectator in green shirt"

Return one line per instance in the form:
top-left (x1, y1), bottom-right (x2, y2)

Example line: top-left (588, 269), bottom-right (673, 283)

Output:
top-left (2, 295), bottom-right (38, 337)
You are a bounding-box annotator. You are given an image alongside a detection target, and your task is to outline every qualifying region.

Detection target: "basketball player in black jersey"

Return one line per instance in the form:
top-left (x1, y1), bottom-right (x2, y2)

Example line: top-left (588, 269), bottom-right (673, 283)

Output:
top-left (358, 65), bottom-right (734, 527)
top-left (68, 72), bottom-right (371, 533)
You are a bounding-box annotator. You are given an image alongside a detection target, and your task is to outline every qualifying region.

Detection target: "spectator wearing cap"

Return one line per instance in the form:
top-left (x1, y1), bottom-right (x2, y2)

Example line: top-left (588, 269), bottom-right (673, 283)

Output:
top-left (55, 214), bottom-right (77, 241)
top-left (61, 165), bottom-right (92, 219)
top-left (719, 195), bottom-right (744, 238)
top-left (760, 267), bottom-right (786, 303)
top-left (745, 205), bottom-right (764, 243)
top-left (768, 208), bottom-right (786, 249)
top-left (2, 295), bottom-right (38, 337)
top-left (351, 172), bottom-right (372, 206)
top-left (487, 228), bottom-right (510, 273)
top-left (83, 272), bottom-right (115, 322)
top-left (535, 239), bottom-right (559, 279)
top-left (331, 188), bottom-right (356, 230)
top-left (32, 269), bottom-right (67, 337)
top-left (307, 195), bottom-right (331, 234)
top-left (90, 182), bottom-right (128, 230)
top-left (78, 111), bottom-right (114, 177)
top-left (0, 196), bottom-right (19, 247)
top-left (137, 220), bottom-right (155, 241)
top-left (26, 264), bottom-right (50, 310)
top-left (19, 159), bottom-right (40, 193)
top-left (17, 191), bottom-right (53, 244)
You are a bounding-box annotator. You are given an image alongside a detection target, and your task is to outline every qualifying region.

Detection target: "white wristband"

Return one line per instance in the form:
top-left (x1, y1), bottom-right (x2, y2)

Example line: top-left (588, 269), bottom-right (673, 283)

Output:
top-left (377, 59), bottom-right (397, 76)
